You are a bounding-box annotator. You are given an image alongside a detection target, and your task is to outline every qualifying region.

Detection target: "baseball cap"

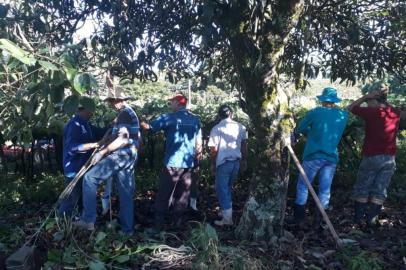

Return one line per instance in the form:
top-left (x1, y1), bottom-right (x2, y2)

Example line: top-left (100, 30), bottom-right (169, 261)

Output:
top-left (169, 94), bottom-right (188, 106)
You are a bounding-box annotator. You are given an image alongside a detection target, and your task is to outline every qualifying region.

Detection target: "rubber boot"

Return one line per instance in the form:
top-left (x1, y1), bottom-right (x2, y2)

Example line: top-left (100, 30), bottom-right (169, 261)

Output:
top-left (189, 198), bottom-right (198, 211)
top-left (293, 204), bottom-right (306, 229)
top-left (214, 209), bottom-right (233, 226)
top-left (312, 208), bottom-right (322, 228)
top-left (354, 201), bottom-right (368, 225)
top-left (145, 213), bottom-right (164, 235)
top-left (366, 203), bottom-right (382, 227)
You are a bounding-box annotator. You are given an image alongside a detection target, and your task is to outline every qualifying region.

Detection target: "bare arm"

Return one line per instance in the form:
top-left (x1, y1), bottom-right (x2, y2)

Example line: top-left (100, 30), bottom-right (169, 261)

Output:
top-left (140, 121), bottom-right (151, 130)
top-left (195, 129), bottom-right (203, 162)
top-left (98, 128), bottom-right (130, 157)
top-left (78, 142), bottom-right (99, 151)
top-left (347, 89), bottom-right (387, 111)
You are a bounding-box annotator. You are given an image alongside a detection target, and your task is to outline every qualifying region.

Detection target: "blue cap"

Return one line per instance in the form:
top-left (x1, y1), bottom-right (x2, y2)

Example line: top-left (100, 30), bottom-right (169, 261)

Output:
top-left (317, 87), bottom-right (342, 103)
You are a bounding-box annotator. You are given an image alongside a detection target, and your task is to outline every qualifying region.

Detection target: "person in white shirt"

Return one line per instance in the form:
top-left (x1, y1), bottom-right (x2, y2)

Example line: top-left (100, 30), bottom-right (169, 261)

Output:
top-left (208, 105), bottom-right (248, 226)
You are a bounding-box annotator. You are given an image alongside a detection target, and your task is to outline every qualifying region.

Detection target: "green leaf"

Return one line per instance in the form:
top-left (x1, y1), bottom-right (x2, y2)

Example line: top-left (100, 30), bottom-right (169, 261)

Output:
top-left (0, 39), bottom-right (36, 65)
top-left (50, 85), bottom-right (65, 104)
top-left (45, 219), bottom-right (56, 231)
top-left (60, 53), bottom-right (76, 68)
top-left (95, 231), bottom-right (107, 245)
top-left (63, 95), bottom-right (79, 115)
top-left (52, 70), bottom-right (67, 86)
top-left (113, 255), bottom-right (130, 263)
top-left (88, 260), bottom-right (106, 270)
top-left (47, 249), bottom-right (62, 262)
top-left (73, 73), bottom-right (98, 94)
top-left (38, 60), bottom-right (59, 71)
top-left (64, 67), bottom-right (77, 82)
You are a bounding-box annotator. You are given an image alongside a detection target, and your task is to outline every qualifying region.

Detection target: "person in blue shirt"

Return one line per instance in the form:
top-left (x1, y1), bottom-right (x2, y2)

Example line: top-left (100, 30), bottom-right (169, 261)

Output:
top-left (141, 94), bottom-right (202, 234)
top-left (292, 87), bottom-right (348, 229)
top-left (59, 103), bottom-right (102, 216)
top-left (73, 86), bottom-right (140, 235)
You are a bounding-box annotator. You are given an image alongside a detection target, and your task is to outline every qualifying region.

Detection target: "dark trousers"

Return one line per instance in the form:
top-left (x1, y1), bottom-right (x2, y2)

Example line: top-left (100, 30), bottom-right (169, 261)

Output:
top-left (154, 167), bottom-right (192, 223)
top-left (190, 165), bottom-right (200, 199)
top-left (58, 176), bottom-right (81, 216)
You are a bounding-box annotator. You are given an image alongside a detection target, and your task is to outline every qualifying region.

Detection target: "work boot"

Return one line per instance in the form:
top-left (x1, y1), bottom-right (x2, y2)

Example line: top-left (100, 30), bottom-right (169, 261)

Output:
top-left (171, 211), bottom-right (185, 230)
top-left (366, 203), bottom-right (382, 227)
top-left (189, 198), bottom-right (198, 211)
top-left (214, 209), bottom-right (233, 226)
top-left (145, 214), bottom-right (164, 235)
top-left (294, 204), bottom-right (305, 225)
top-left (312, 208), bottom-right (322, 228)
top-left (354, 201), bottom-right (368, 225)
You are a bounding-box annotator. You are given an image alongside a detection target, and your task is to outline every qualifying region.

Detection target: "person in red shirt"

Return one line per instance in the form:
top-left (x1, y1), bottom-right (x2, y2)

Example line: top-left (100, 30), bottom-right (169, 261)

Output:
top-left (348, 85), bottom-right (402, 226)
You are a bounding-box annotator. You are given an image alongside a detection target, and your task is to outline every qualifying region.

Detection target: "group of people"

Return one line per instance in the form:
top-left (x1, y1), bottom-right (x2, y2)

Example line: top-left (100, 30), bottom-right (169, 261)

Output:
top-left (292, 85), bottom-right (403, 229)
top-left (59, 82), bottom-right (403, 236)
top-left (59, 84), bottom-right (248, 235)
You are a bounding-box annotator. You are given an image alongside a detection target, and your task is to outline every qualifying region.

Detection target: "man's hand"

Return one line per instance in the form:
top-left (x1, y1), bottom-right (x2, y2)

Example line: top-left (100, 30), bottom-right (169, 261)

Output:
top-left (140, 122), bottom-right (150, 130)
top-left (90, 142), bottom-right (99, 149)
top-left (91, 151), bottom-right (105, 165)
top-left (364, 90), bottom-right (381, 100)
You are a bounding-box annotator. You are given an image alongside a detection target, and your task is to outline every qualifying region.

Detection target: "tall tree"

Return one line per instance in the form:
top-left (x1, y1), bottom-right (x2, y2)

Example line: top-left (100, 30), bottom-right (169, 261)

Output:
top-left (2, 0), bottom-right (405, 241)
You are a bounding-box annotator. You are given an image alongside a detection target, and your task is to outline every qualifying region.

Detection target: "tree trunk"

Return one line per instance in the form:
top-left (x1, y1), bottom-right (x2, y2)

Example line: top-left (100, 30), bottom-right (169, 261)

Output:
top-left (213, 0), bottom-right (305, 242)
top-left (235, 72), bottom-right (294, 241)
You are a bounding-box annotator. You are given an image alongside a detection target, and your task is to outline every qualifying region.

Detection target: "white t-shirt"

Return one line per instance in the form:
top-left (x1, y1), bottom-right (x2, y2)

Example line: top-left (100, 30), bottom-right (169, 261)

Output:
top-left (208, 118), bottom-right (248, 167)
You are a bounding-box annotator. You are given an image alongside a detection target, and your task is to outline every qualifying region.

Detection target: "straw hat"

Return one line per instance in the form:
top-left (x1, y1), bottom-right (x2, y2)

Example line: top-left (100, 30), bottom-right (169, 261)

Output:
top-left (102, 85), bottom-right (132, 101)
top-left (102, 75), bottom-right (132, 101)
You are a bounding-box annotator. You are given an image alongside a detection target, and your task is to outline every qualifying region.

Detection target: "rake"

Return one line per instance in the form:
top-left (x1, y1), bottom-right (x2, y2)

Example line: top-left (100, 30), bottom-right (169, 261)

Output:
top-left (58, 147), bottom-right (100, 202)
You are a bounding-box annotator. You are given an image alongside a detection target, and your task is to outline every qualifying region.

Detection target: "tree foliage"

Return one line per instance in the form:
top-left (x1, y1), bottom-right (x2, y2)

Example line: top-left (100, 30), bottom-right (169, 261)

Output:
top-left (1, 0), bottom-right (405, 240)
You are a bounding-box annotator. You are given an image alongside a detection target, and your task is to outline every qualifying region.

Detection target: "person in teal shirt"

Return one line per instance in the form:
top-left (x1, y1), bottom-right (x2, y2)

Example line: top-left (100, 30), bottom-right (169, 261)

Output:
top-left (292, 87), bottom-right (348, 229)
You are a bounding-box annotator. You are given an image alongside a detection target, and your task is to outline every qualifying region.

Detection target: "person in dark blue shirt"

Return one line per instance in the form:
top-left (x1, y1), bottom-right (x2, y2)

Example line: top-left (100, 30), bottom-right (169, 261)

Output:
top-left (59, 105), bottom-right (101, 216)
top-left (141, 94), bottom-right (202, 234)
top-left (74, 86), bottom-right (140, 235)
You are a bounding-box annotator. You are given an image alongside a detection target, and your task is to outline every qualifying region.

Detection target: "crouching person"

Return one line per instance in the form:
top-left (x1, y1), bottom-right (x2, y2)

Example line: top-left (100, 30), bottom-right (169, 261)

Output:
top-left (208, 105), bottom-right (248, 226)
top-left (74, 86), bottom-right (140, 235)
top-left (292, 87), bottom-right (348, 229)
top-left (348, 86), bottom-right (402, 227)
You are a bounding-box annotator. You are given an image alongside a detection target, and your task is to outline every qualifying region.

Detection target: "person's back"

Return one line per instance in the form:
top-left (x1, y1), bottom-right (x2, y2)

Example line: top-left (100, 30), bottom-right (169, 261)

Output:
top-left (351, 105), bottom-right (400, 156)
top-left (298, 106), bottom-right (348, 163)
top-left (210, 118), bottom-right (246, 167)
top-left (155, 109), bottom-right (201, 168)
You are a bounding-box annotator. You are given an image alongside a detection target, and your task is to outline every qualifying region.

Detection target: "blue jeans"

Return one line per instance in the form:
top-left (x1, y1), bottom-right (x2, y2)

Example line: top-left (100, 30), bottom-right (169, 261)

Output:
top-left (216, 160), bottom-right (240, 211)
top-left (58, 176), bottom-right (80, 216)
top-left (295, 159), bottom-right (337, 209)
top-left (101, 178), bottom-right (113, 212)
top-left (81, 150), bottom-right (136, 234)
